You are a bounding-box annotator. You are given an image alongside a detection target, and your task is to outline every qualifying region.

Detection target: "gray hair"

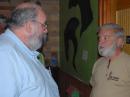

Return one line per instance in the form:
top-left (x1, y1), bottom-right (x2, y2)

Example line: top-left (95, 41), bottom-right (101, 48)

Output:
top-left (8, 5), bottom-right (38, 27)
top-left (98, 23), bottom-right (125, 40)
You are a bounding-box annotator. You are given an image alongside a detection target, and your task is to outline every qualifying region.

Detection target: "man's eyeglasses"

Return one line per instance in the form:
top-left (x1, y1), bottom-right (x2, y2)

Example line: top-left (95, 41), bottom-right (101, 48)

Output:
top-left (32, 20), bottom-right (47, 29)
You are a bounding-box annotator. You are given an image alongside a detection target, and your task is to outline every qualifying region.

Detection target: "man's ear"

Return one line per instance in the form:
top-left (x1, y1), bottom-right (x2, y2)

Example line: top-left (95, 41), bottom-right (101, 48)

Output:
top-left (116, 37), bottom-right (124, 48)
top-left (25, 21), bottom-right (33, 35)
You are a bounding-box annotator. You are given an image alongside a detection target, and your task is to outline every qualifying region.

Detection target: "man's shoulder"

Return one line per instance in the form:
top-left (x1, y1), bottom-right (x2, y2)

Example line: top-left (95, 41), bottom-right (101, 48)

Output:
top-left (121, 52), bottom-right (130, 60)
top-left (96, 56), bottom-right (106, 63)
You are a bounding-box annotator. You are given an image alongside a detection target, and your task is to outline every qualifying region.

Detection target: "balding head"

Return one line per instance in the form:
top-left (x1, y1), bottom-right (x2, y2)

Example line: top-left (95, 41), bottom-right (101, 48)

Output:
top-left (16, 2), bottom-right (41, 10)
top-left (6, 2), bottom-right (47, 51)
top-left (8, 2), bottom-right (45, 28)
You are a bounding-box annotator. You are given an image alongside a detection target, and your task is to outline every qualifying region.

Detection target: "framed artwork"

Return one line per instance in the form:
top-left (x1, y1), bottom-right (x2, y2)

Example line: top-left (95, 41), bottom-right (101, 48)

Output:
top-left (60, 0), bottom-right (98, 84)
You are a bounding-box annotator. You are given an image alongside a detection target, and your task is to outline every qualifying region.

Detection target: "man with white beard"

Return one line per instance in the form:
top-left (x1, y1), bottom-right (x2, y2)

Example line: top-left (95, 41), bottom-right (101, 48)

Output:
top-left (90, 23), bottom-right (130, 97)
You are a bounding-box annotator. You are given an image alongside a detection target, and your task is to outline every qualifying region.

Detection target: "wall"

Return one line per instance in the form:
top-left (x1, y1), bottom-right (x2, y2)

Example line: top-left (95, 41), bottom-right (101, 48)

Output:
top-left (60, 0), bottom-right (98, 84)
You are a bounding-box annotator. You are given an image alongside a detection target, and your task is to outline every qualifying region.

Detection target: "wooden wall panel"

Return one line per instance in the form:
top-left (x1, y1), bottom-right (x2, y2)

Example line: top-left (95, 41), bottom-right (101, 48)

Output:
top-left (99, 0), bottom-right (117, 25)
top-left (117, 0), bottom-right (130, 10)
top-left (116, 8), bottom-right (130, 54)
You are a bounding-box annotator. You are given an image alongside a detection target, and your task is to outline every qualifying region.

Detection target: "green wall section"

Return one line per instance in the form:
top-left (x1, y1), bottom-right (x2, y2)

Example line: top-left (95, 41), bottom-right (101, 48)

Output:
top-left (60, 0), bottom-right (98, 84)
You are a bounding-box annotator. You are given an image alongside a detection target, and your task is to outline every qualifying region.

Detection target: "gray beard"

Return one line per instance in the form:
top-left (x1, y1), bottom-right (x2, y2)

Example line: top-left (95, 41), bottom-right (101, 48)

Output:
top-left (42, 33), bottom-right (48, 47)
top-left (28, 33), bottom-right (48, 51)
top-left (98, 43), bottom-right (117, 57)
top-left (29, 37), bottom-right (42, 51)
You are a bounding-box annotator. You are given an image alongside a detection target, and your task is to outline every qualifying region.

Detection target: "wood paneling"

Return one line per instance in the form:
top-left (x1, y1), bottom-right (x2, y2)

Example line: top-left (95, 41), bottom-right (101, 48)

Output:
top-left (117, 0), bottom-right (130, 10)
top-left (99, 0), bottom-right (117, 25)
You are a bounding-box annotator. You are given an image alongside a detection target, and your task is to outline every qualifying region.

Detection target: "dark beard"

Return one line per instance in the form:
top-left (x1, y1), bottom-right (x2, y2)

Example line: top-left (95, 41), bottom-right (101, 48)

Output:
top-left (37, 33), bottom-right (48, 52)
top-left (42, 33), bottom-right (48, 46)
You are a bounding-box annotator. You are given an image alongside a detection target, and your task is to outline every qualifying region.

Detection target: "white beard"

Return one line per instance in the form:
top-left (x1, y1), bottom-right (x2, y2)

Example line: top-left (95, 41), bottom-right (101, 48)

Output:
top-left (28, 32), bottom-right (43, 51)
top-left (98, 42), bottom-right (117, 57)
top-left (29, 36), bottom-right (42, 51)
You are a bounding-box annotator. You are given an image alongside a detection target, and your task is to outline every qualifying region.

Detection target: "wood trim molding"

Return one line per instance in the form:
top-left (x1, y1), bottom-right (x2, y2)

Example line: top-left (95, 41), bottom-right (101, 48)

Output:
top-left (117, 0), bottom-right (130, 10)
top-left (0, 5), bottom-right (14, 17)
top-left (0, 6), bottom-right (13, 10)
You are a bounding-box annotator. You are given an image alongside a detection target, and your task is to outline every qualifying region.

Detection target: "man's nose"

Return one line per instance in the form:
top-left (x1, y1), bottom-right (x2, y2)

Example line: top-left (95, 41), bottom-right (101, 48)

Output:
top-left (99, 38), bottom-right (105, 46)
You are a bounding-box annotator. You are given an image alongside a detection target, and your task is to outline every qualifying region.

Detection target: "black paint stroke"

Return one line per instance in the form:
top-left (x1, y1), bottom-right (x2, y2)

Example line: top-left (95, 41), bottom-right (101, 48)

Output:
top-left (69, 0), bottom-right (93, 36)
top-left (64, 17), bottom-right (79, 72)
top-left (64, 0), bottom-right (93, 72)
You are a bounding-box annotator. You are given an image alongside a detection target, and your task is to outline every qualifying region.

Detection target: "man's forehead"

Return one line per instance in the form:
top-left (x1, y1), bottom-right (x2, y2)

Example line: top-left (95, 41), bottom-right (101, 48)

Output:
top-left (98, 29), bottom-right (114, 36)
top-left (37, 10), bottom-right (46, 22)
top-left (16, 2), bottom-right (40, 9)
